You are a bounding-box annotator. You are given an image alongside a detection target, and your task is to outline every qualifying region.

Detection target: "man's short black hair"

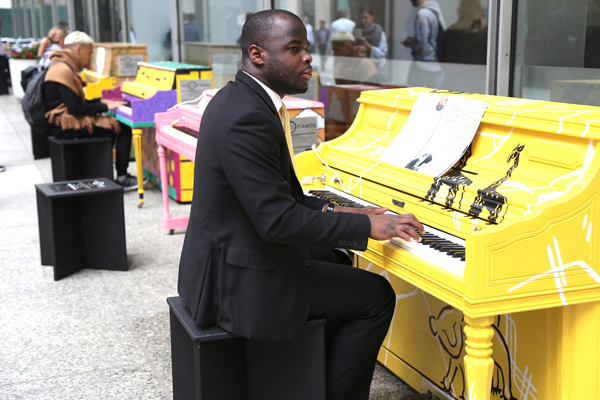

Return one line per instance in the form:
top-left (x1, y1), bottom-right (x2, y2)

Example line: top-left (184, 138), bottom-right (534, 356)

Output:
top-left (240, 9), bottom-right (302, 60)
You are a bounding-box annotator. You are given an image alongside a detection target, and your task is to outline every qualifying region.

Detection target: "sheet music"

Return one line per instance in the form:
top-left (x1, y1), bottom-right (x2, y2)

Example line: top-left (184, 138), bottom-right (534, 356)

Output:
top-left (379, 92), bottom-right (487, 177)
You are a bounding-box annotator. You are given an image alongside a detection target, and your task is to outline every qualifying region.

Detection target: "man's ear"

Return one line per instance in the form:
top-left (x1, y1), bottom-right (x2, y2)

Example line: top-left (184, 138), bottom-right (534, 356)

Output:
top-left (248, 44), bottom-right (266, 66)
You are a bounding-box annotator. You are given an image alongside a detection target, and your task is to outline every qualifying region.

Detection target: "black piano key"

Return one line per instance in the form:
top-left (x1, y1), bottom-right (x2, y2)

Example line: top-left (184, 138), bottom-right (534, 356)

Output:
top-left (431, 241), bottom-right (454, 250)
top-left (308, 191), bottom-right (363, 208)
top-left (172, 125), bottom-right (199, 138)
top-left (447, 249), bottom-right (465, 258)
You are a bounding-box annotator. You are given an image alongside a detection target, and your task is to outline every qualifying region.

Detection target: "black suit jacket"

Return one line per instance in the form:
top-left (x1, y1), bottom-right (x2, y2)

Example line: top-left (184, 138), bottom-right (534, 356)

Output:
top-left (178, 70), bottom-right (371, 341)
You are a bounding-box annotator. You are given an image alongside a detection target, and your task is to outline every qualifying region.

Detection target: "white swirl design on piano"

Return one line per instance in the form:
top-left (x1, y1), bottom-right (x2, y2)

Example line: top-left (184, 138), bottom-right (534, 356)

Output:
top-left (556, 111), bottom-right (597, 135)
top-left (469, 128), bottom-right (513, 165)
top-left (468, 381), bottom-right (477, 400)
top-left (508, 236), bottom-right (600, 305)
top-left (522, 140), bottom-right (594, 215)
top-left (452, 212), bottom-right (462, 231)
top-left (311, 143), bottom-right (383, 196)
top-left (581, 118), bottom-right (600, 138)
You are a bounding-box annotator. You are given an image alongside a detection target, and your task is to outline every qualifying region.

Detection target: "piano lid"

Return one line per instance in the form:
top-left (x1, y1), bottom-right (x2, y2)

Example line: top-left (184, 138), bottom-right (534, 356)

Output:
top-left (312, 87), bottom-right (600, 224)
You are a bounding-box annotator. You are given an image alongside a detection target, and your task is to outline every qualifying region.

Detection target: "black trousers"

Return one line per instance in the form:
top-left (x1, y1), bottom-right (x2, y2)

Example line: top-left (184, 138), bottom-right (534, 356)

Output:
top-left (308, 258), bottom-right (396, 400)
top-left (50, 122), bottom-right (132, 177)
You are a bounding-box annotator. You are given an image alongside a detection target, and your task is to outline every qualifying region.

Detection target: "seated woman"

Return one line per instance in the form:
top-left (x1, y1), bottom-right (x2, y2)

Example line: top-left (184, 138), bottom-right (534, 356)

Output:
top-left (43, 31), bottom-right (141, 191)
top-left (37, 26), bottom-right (69, 71)
top-left (444, 0), bottom-right (488, 65)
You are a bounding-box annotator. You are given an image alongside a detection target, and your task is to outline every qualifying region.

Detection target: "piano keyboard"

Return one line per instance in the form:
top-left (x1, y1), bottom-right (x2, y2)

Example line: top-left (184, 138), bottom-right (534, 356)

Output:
top-left (307, 187), bottom-right (466, 276)
top-left (172, 125), bottom-right (199, 138)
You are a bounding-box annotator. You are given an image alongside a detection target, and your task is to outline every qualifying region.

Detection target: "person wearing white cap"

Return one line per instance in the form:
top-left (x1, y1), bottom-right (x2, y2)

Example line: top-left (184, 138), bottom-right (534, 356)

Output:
top-left (330, 31), bottom-right (383, 85)
top-left (43, 31), bottom-right (142, 190)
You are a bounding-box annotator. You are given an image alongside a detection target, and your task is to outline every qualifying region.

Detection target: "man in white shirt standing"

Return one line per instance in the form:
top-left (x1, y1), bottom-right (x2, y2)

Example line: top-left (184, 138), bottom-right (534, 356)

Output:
top-left (303, 16), bottom-right (315, 53)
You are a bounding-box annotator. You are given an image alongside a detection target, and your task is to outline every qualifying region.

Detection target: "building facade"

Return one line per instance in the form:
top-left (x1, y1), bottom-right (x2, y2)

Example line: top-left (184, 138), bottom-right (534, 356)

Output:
top-left (4, 0), bottom-right (600, 106)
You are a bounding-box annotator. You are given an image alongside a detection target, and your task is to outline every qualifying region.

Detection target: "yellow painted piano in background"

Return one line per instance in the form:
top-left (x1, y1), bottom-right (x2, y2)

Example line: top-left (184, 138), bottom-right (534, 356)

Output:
top-left (102, 61), bottom-right (213, 207)
top-left (298, 87), bottom-right (600, 400)
top-left (81, 69), bottom-right (117, 100)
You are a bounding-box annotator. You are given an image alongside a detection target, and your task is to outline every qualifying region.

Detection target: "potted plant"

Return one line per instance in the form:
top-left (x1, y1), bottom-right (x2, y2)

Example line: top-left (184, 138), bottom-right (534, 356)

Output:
top-left (8, 44), bottom-right (40, 99)
top-left (10, 44), bottom-right (40, 60)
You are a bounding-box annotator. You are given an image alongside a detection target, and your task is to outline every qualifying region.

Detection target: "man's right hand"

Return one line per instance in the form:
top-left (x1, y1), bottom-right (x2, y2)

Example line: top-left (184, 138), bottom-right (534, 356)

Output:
top-left (368, 213), bottom-right (424, 242)
top-left (401, 36), bottom-right (416, 47)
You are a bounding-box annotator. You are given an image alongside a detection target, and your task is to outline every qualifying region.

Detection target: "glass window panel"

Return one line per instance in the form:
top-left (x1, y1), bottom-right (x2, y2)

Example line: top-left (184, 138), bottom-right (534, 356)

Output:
top-left (272, 0), bottom-right (489, 93)
top-left (0, 2), bottom-right (17, 38)
top-left (129, 0), bottom-right (173, 61)
top-left (22, 0), bottom-right (33, 38)
top-left (512, 0), bottom-right (600, 106)
top-left (97, 0), bottom-right (114, 42)
top-left (71, 1), bottom-right (88, 33)
top-left (31, 0), bottom-right (39, 38)
top-left (55, 0), bottom-right (70, 29)
top-left (42, 0), bottom-right (52, 35)
top-left (180, 0), bottom-right (263, 88)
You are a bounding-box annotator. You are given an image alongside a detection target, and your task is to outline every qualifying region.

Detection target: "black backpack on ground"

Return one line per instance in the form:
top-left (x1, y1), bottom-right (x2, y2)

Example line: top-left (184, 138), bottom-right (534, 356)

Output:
top-left (21, 60), bottom-right (68, 131)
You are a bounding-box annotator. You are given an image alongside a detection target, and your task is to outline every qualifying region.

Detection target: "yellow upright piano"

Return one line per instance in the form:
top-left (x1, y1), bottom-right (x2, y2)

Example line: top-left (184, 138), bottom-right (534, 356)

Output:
top-left (297, 87), bottom-right (600, 400)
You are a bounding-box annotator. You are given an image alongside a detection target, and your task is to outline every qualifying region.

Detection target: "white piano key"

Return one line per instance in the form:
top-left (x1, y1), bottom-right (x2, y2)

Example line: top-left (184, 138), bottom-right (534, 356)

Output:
top-left (117, 105), bottom-right (132, 117)
top-left (388, 237), bottom-right (465, 276)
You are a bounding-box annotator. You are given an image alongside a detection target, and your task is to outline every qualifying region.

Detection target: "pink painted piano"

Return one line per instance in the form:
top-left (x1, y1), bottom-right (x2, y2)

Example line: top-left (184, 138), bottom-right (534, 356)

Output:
top-left (154, 90), bottom-right (325, 233)
top-left (154, 90), bottom-right (218, 232)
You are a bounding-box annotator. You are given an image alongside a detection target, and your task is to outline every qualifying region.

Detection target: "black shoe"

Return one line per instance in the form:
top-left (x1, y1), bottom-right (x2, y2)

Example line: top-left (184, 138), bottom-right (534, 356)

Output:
top-left (116, 174), bottom-right (141, 191)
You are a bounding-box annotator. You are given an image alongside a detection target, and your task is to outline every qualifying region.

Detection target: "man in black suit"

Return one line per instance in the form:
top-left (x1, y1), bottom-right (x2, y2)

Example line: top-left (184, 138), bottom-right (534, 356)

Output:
top-left (178, 9), bottom-right (424, 400)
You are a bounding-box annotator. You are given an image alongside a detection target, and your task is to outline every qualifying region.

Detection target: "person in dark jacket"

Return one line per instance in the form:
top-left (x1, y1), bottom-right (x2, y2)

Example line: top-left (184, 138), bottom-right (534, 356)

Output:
top-left (177, 10), bottom-right (425, 400)
top-left (44, 31), bottom-right (141, 190)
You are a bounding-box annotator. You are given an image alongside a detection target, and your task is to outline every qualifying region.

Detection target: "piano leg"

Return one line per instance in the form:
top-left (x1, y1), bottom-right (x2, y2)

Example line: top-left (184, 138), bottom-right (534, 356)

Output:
top-left (133, 128), bottom-right (144, 208)
top-left (158, 145), bottom-right (172, 232)
top-left (463, 315), bottom-right (494, 400)
top-left (157, 144), bottom-right (190, 233)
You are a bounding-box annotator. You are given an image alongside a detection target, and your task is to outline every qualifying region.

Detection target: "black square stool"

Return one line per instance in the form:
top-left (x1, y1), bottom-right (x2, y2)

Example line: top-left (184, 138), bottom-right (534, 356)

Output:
top-left (167, 296), bottom-right (326, 400)
top-left (48, 136), bottom-right (113, 182)
top-left (35, 178), bottom-right (127, 281)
